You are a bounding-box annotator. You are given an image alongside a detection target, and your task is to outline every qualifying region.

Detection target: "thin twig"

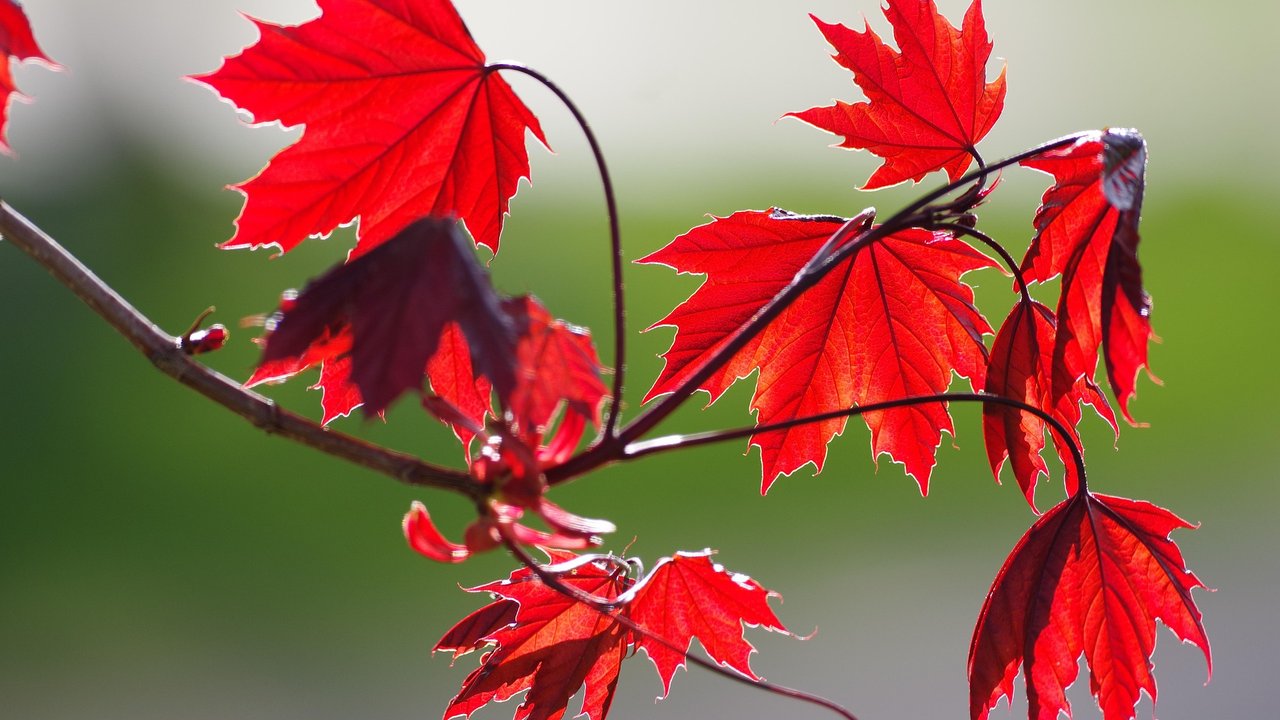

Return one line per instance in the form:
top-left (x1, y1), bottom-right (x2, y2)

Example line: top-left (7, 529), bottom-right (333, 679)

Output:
top-left (491, 63), bottom-right (629, 440)
top-left (623, 391), bottom-right (1087, 492)
top-left (0, 201), bottom-right (480, 498)
top-left (498, 527), bottom-right (860, 720)
top-left (932, 222), bottom-right (1032, 302)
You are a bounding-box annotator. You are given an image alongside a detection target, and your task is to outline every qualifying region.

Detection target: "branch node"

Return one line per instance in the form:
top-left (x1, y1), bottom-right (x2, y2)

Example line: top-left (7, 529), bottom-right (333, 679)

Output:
top-left (253, 398), bottom-right (284, 435)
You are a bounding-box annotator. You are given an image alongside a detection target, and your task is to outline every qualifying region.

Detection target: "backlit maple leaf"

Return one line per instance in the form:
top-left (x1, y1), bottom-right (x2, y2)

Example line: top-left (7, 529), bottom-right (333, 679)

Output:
top-left (789, 0), bottom-right (1006, 189)
top-left (419, 295), bottom-right (609, 458)
top-left (1021, 129), bottom-right (1154, 422)
top-left (0, 0), bottom-right (56, 152)
top-left (629, 551), bottom-right (787, 696)
top-left (441, 557), bottom-right (631, 720)
top-left (969, 492), bottom-right (1210, 720)
top-left (434, 550), bottom-right (789, 720)
top-left (426, 322), bottom-right (494, 451)
top-left (983, 299), bottom-right (1116, 510)
top-left (640, 209), bottom-right (996, 492)
top-left (196, 0), bottom-right (547, 255)
top-left (504, 296), bottom-right (610, 439)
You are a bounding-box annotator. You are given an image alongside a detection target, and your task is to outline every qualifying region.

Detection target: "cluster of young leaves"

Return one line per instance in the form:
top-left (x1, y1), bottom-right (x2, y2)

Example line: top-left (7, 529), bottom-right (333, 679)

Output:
top-left (0, 1), bottom-right (1211, 719)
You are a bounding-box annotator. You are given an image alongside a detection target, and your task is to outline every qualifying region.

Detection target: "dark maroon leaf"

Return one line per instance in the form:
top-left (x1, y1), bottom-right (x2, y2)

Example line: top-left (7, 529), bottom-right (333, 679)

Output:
top-left (260, 216), bottom-right (516, 414)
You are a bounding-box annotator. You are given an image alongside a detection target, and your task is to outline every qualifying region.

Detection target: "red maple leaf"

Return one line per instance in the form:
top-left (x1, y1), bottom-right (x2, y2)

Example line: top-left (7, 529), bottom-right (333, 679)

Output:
top-left (195, 0), bottom-right (547, 256)
top-left (983, 298), bottom-right (1116, 510)
top-left (1021, 129), bottom-right (1154, 422)
top-left (788, 0), bottom-right (1006, 189)
top-left (435, 550), bottom-right (789, 720)
top-left (426, 322), bottom-right (494, 451)
top-left (504, 296), bottom-right (610, 439)
top-left (968, 492), bottom-right (1211, 720)
top-left (628, 551), bottom-right (787, 696)
top-left (0, 0), bottom-right (56, 152)
top-left (640, 209), bottom-right (995, 492)
top-left (441, 556), bottom-right (631, 720)
top-left (419, 295), bottom-right (609, 459)
top-left (259, 216), bottom-right (517, 415)
top-left (436, 597), bottom-right (519, 659)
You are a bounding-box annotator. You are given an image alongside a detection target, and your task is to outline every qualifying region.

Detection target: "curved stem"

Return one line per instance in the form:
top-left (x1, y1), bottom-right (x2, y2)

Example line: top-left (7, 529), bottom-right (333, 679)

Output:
top-left (492, 63), bottom-right (628, 439)
top-left (498, 527), bottom-right (860, 720)
top-left (623, 391), bottom-right (1087, 492)
top-left (933, 222), bottom-right (1031, 303)
top-left (547, 212), bottom-right (879, 485)
top-left (880, 133), bottom-right (1086, 233)
top-left (0, 202), bottom-right (480, 499)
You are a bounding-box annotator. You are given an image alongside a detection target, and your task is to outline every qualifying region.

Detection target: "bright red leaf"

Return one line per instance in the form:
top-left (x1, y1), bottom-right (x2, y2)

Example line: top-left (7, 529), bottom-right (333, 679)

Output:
top-left (436, 598), bottom-right (519, 660)
top-left (441, 556), bottom-right (631, 720)
top-left (504, 296), bottom-right (609, 439)
top-left (969, 492), bottom-right (1210, 720)
top-left (1021, 129), bottom-right (1154, 423)
top-left (983, 298), bottom-right (1116, 510)
top-left (196, 0), bottom-right (547, 256)
top-left (640, 209), bottom-right (995, 492)
top-left (310, 352), bottom-right (364, 424)
top-left (259, 216), bottom-right (517, 415)
top-left (426, 322), bottom-right (494, 452)
top-left (788, 0), bottom-right (1006, 189)
top-left (629, 551), bottom-right (787, 696)
top-left (436, 550), bottom-right (788, 720)
top-left (0, 0), bottom-right (56, 152)
top-left (419, 295), bottom-right (609, 458)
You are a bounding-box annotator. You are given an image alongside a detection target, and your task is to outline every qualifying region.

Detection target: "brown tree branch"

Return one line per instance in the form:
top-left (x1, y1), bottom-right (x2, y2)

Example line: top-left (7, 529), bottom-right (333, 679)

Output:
top-left (0, 201), bottom-right (479, 499)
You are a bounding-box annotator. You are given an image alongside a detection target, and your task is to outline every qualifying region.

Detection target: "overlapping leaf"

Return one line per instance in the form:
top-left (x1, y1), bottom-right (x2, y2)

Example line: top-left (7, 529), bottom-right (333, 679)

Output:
top-left (789, 0), bottom-right (1005, 189)
top-left (640, 209), bottom-right (995, 492)
top-left (1021, 129), bottom-right (1153, 422)
top-left (0, 0), bottom-right (56, 152)
top-left (504, 296), bottom-right (610, 439)
top-left (423, 295), bottom-right (609, 456)
top-left (246, 298), bottom-right (364, 424)
top-left (425, 322), bottom-right (494, 450)
top-left (248, 228), bottom-right (606, 449)
top-left (983, 299), bottom-right (1116, 510)
top-left (969, 492), bottom-right (1210, 720)
top-left (259, 216), bottom-right (517, 415)
top-left (437, 550), bottom-right (787, 720)
top-left (196, 0), bottom-right (547, 255)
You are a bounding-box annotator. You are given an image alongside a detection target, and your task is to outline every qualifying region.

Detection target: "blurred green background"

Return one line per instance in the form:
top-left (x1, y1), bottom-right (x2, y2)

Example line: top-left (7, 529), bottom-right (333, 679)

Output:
top-left (2, 1), bottom-right (1276, 718)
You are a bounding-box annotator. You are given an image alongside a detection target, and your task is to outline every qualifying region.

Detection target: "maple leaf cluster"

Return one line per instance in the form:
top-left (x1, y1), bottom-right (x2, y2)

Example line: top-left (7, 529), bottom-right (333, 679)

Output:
top-left (434, 550), bottom-right (787, 720)
top-left (0, 1), bottom-right (1211, 720)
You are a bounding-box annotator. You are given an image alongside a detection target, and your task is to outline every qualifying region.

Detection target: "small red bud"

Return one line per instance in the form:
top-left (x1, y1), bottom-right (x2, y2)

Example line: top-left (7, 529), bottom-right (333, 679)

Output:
top-left (182, 324), bottom-right (229, 355)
